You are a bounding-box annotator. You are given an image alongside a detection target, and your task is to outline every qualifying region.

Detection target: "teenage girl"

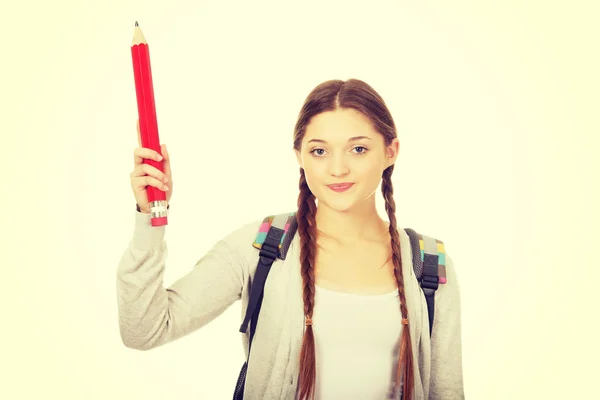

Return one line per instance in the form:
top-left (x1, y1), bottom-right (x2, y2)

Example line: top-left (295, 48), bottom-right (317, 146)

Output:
top-left (118, 78), bottom-right (464, 400)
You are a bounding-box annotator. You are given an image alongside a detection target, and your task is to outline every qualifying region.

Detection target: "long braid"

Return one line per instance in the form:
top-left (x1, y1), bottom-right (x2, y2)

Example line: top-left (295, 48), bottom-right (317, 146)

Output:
top-left (297, 168), bottom-right (318, 400)
top-left (382, 165), bottom-right (414, 400)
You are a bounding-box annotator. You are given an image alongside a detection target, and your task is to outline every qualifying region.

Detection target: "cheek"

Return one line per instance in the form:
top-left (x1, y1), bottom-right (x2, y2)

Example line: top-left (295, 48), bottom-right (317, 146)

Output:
top-left (303, 164), bottom-right (324, 190)
top-left (354, 160), bottom-right (384, 180)
top-left (302, 158), bottom-right (324, 177)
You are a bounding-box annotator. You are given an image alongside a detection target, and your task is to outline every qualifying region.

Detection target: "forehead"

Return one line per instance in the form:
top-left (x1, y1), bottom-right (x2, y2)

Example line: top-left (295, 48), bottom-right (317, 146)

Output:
top-left (304, 108), bottom-right (378, 143)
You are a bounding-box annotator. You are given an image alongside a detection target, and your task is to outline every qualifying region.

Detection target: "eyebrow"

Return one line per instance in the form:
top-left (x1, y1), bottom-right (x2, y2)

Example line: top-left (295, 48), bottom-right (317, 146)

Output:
top-left (307, 136), bottom-right (372, 144)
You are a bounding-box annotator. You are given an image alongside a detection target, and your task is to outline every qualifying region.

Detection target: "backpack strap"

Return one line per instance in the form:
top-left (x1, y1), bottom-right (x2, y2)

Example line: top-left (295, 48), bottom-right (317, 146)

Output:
top-left (234, 212), bottom-right (297, 400)
top-left (404, 228), bottom-right (447, 336)
top-left (239, 217), bottom-right (445, 343)
top-left (239, 212), bottom-right (296, 338)
top-left (251, 212), bottom-right (297, 260)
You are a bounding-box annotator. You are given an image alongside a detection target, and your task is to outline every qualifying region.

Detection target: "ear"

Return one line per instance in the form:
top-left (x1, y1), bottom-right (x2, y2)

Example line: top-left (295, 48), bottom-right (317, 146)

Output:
top-left (385, 138), bottom-right (400, 168)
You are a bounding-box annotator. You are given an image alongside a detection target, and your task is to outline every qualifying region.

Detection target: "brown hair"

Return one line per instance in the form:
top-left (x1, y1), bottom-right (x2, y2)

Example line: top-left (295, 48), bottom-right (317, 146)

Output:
top-left (292, 79), bottom-right (414, 400)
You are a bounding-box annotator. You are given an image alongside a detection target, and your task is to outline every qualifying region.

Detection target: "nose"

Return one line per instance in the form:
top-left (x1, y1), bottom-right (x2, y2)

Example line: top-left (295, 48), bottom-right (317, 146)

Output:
top-left (328, 152), bottom-right (350, 177)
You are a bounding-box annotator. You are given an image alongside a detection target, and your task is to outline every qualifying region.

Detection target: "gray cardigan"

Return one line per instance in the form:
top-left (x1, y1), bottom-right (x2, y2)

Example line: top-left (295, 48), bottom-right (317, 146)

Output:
top-left (116, 210), bottom-right (465, 399)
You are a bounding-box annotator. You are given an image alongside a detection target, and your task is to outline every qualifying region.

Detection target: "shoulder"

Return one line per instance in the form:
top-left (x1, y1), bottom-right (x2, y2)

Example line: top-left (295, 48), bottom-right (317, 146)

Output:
top-left (408, 227), bottom-right (461, 314)
top-left (437, 252), bottom-right (461, 303)
top-left (219, 217), bottom-right (264, 254)
top-left (398, 227), bottom-right (458, 283)
top-left (219, 211), bottom-right (297, 262)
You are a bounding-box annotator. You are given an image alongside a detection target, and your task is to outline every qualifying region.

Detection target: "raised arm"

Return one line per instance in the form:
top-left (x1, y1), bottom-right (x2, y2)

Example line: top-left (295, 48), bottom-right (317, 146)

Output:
top-left (116, 209), bottom-right (255, 350)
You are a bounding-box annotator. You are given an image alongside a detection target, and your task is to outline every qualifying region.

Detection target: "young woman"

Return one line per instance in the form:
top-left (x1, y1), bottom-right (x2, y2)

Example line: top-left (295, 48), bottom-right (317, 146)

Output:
top-left (118, 78), bottom-right (464, 400)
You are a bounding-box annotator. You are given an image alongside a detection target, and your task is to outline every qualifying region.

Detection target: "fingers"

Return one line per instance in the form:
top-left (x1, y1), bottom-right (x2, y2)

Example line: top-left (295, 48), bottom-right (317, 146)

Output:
top-left (134, 120), bottom-right (171, 182)
top-left (131, 175), bottom-right (170, 192)
top-left (130, 163), bottom-right (169, 184)
top-left (133, 147), bottom-right (163, 166)
top-left (161, 144), bottom-right (171, 178)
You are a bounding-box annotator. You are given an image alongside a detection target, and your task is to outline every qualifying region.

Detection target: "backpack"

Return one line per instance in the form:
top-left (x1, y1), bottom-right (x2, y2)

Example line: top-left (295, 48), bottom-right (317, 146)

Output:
top-left (232, 212), bottom-right (448, 400)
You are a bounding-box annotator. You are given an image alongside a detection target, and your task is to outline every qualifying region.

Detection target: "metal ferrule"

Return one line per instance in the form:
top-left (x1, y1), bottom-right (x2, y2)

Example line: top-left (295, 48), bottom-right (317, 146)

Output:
top-left (149, 200), bottom-right (168, 219)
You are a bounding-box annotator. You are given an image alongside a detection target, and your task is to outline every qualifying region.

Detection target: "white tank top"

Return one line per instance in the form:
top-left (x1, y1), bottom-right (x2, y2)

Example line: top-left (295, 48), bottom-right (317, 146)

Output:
top-left (311, 284), bottom-right (404, 399)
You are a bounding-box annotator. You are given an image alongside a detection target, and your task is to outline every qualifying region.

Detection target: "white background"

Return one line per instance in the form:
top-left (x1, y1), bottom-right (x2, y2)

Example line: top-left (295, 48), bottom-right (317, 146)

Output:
top-left (2, 0), bottom-right (598, 399)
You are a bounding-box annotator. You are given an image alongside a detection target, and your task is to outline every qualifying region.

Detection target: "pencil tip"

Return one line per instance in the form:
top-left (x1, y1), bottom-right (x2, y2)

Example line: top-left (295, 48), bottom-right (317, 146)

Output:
top-left (135, 21), bottom-right (139, 27)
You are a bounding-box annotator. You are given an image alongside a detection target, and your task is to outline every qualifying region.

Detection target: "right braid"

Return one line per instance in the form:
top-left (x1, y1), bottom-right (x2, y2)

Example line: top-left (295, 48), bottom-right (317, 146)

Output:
top-left (382, 165), bottom-right (414, 400)
top-left (297, 168), bottom-right (318, 400)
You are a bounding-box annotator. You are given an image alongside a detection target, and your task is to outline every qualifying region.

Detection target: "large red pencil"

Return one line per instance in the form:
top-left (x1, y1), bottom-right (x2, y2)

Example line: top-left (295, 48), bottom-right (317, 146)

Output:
top-left (131, 21), bottom-right (168, 227)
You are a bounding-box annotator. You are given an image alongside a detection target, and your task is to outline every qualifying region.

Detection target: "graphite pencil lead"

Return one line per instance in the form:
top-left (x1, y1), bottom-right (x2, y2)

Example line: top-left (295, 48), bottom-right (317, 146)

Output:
top-left (135, 21), bottom-right (139, 27)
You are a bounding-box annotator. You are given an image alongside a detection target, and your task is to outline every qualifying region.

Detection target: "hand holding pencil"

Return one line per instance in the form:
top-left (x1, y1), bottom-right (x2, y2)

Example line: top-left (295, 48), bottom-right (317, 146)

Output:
top-left (130, 120), bottom-right (172, 215)
top-left (130, 21), bottom-right (169, 226)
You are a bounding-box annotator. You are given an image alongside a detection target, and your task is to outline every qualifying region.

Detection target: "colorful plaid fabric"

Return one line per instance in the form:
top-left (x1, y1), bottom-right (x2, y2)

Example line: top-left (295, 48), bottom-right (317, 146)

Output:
top-left (252, 213), bottom-right (295, 252)
top-left (417, 234), bottom-right (447, 284)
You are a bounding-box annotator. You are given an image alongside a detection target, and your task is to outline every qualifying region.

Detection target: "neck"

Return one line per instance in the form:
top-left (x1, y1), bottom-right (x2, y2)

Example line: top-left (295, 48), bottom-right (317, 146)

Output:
top-left (314, 199), bottom-right (389, 245)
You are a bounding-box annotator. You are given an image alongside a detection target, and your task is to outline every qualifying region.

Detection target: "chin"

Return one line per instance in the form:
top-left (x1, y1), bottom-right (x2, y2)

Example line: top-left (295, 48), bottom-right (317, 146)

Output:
top-left (315, 194), bottom-right (363, 213)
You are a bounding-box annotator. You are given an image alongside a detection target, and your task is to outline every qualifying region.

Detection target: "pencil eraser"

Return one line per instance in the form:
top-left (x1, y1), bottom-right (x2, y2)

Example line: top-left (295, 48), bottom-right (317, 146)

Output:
top-left (151, 217), bottom-right (168, 226)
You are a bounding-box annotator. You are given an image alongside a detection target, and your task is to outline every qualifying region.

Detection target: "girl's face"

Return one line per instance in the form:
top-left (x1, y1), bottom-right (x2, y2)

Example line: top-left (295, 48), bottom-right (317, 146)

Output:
top-left (295, 108), bottom-right (399, 213)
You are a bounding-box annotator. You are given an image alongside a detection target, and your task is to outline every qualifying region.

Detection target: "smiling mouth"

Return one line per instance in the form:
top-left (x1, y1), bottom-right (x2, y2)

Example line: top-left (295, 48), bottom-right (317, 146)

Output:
top-left (327, 183), bottom-right (354, 192)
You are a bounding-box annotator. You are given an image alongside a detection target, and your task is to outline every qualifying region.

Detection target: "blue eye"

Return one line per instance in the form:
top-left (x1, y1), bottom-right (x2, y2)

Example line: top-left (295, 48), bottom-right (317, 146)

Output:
top-left (310, 149), bottom-right (326, 156)
top-left (354, 146), bottom-right (368, 154)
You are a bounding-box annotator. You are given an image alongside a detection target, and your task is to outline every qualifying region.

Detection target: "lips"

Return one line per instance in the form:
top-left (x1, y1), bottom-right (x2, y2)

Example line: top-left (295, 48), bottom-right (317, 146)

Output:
top-left (327, 182), bottom-right (354, 192)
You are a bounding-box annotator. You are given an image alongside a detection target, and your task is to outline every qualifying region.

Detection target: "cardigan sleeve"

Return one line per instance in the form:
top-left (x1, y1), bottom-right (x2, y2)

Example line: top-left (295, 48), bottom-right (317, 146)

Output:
top-left (116, 209), bottom-right (254, 350)
top-left (428, 252), bottom-right (465, 399)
